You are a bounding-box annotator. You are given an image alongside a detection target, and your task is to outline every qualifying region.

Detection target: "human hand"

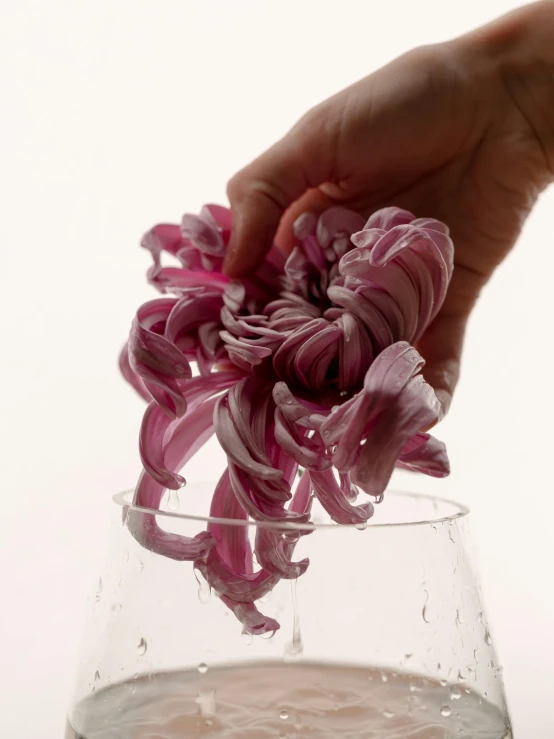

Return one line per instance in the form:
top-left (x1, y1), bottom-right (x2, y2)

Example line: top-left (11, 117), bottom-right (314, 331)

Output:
top-left (225, 1), bottom-right (554, 413)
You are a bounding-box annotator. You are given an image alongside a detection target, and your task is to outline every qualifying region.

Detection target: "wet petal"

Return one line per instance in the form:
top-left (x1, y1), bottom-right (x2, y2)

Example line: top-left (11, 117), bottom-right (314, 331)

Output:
top-left (311, 469), bottom-right (374, 525)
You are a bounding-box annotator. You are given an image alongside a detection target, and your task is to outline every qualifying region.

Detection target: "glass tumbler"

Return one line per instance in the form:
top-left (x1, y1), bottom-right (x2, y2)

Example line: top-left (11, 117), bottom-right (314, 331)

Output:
top-left (66, 487), bottom-right (512, 738)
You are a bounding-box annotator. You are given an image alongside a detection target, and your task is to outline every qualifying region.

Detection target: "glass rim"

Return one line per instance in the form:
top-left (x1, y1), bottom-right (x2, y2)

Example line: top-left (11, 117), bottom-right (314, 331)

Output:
top-left (114, 488), bottom-right (470, 532)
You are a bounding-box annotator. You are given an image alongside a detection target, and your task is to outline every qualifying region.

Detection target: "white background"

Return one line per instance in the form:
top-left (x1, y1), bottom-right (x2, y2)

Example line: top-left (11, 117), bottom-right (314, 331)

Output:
top-left (1, 1), bottom-right (553, 737)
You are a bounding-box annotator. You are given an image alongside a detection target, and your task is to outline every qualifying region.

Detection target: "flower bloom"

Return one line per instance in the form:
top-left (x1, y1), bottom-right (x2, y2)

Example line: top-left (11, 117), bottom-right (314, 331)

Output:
top-left (120, 204), bottom-right (453, 634)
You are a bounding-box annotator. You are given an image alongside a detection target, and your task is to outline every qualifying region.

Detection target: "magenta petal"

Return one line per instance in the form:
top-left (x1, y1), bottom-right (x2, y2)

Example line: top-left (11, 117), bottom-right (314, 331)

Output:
top-left (141, 224), bottom-right (185, 271)
top-left (208, 470), bottom-right (252, 574)
top-left (197, 547), bottom-right (275, 602)
top-left (228, 463), bottom-right (303, 522)
top-left (139, 402), bottom-right (184, 489)
top-left (129, 474), bottom-right (214, 561)
top-left (396, 432), bottom-right (450, 477)
top-left (311, 469), bottom-right (373, 525)
top-left (221, 598), bottom-right (280, 636)
top-left (352, 374), bottom-right (440, 497)
top-left (363, 206), bottom-right (415, 231)
top-left (181, 212), bottom-right (225, 257)
top-left (274, 410), bottom-right (332, 472)
top-left (119, 342), bottom-right (150, 402)
top-left (316, 206), bottom-right (366, 249)
top-left (293, 212), bottom-right (317, 240)
top-left (255, 526), bottom-right (309, 578)
top-left (272, 382), bottom-right (326, 430)
top-left (130, 299), bottom-right (192, 379)
top-left (201, 203), bottom-right (232, 234)
top-left (215, 393), bottom-right (283, 481)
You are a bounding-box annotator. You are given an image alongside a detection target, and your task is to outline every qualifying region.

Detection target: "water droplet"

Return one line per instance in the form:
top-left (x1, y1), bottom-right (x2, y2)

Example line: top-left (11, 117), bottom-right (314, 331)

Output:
top-left (339, 390), bottom-right (348, 397)
top-left (284, 580), bottom-right (303, 660)
top-left (441, 705), bottom-right (452, 718)
top-left (94, 670), bottom-right (100, 681)
top-left (451, 687), bottom-right (462, 700)
top-left (94, 578), bottom-right (103, 602)
top-left (241, 631), bottom-right (253, 645)
top-left (197, 575), bottom-right (211, 604)
top-left (280, 709), bottom-right (289, 720)
top-left (440, 679), bottom-right (448, 687)
top-left (196, 688), bottom-right (216, 717)
top-left (137, 638), bottom-right (147, 656)
top-left (355, 521), bottom-right (367, 531)
top-left (167, 490), bottom-right (180, 511)
top-left (197, 662), bottom-right (208, 674)
top-left (409, 683), bottom-right (419, 693)
top-left (456, 608), bottom-right (464, 624)
top-left (457, 670), bottom-right (466, 681)
top-left (383, 710), bottom-right (394, 719)
top-left (484, 630), bottom-right (492, 645)
top-left (404, 653), bottom-right (413, 661)
top-left (331, 405), bottom-right (339, 413)
top-left (261, 629), bottom-right (276, 640)
top-left (422, 589), bottom-right (430, 623)
top-left (281, 531), bottom-right (300, 544)
top-left (380, 672), bottom-right (388, 683)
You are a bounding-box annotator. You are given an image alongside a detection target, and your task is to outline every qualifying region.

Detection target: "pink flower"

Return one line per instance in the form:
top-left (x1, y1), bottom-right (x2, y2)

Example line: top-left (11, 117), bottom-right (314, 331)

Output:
top-left (121, 204), bottom-right (452, 634)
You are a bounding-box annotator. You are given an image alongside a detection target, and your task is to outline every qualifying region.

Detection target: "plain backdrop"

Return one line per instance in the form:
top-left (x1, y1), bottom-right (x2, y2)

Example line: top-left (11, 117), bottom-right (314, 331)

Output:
top-left (1, 1), bottom-right (553, 737)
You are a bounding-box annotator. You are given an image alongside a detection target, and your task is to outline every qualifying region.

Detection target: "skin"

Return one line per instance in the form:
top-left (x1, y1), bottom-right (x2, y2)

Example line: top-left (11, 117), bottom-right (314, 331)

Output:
top-left (224, 1), bottom-right (554, 415)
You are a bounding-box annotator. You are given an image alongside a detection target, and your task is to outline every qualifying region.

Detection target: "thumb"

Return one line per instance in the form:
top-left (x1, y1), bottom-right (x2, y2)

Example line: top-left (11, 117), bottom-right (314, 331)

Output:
top-left (224, 109), bottom-right (336, 276)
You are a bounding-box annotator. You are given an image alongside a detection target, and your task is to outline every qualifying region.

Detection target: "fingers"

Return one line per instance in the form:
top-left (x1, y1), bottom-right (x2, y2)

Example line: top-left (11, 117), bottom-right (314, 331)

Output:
top-left (274, 188), bottom-right (337, 255)
top-left (224, 109), bottom-right (337, 276)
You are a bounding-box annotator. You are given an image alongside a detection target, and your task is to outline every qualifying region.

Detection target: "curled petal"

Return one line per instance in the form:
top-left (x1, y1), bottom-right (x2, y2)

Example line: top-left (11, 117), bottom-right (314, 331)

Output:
top-left (141, 224), bottom-right (185, 272)
top-left (201, 203), bottom-right (232, 234)
top-left (215, 391), bottom-right (284, 482)
top-left (229, 463), bottom-right (305, 523)
top-left (181, 212), bottom-right (225, 257)
top-left (328, 285), bottom-right (395, 350)
top-left (127, 504), bottom-right (214, 562)
top-left (363, 206), bottom-right (415, 231)
top-left (274, 410), bottom-right (331, 472)
top-left (316, 206), bottom-right (366, 249)
top-left (272, 382), bottom-right (326, 430)
top-left (208, 469), bottom-right (252, 574)
top-left (197, 548), bottom-right (276, 602)
top-left (311, 469), bottom-right (374, 525)
top-left (396, 432), bottom-right (450, 477)
top-left (119, 342), bottom-right (150, 402)
top-left (352, 375), bottom-right (441, 498)
top-left (139, 402), bottom-right (184, 489)
top-left (255, 526), bottom-right (309, 578)
top-left (221, 598), bottom-right (280, 636)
